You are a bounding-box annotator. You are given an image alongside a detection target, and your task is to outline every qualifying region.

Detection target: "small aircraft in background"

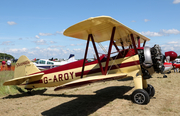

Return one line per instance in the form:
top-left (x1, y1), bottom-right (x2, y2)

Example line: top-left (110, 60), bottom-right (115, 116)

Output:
top-left (3, 16), bottom-right (176, 105)
top-left (34, 54), bottom-right (77, 70)
top-left (163, 51), bottom-right (177, 75)
top-left (173, 58), bottom-right (180, 70)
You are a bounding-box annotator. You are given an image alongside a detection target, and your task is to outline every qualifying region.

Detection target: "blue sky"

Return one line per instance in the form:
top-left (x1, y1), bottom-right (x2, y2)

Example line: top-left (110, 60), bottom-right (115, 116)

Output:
top-left (0, 0), bottom-right (180, 59)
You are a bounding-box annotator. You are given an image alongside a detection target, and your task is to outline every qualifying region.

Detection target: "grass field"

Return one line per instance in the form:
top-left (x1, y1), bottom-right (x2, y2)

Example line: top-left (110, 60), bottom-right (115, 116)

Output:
top-left (0, 71), bottom-right (27, 96)
top-left (0, 71), bottom-right (15, 95)
top-left (0, 71), bottom-right (180, 116)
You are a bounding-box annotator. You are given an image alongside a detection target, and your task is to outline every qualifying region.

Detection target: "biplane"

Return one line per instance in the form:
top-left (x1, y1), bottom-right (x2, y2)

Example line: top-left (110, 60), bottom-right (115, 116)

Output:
top-left (4, 16), bottom-right (170, 105)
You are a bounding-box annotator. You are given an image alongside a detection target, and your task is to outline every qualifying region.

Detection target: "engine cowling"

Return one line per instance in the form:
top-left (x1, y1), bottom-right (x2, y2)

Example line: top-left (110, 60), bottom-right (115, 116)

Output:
top-left (138, 44), bottom-right (165, 79)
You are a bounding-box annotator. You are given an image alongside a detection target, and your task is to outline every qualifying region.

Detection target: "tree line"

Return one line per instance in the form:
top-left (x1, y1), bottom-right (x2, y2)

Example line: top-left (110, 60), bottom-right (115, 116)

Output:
top-left (0, 53), bottom-right (15, 60)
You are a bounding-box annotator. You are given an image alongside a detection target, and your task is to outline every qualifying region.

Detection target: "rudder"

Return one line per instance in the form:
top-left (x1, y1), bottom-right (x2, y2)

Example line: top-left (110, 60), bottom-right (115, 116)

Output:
top-left (14, 55), bottom-right (40, 78)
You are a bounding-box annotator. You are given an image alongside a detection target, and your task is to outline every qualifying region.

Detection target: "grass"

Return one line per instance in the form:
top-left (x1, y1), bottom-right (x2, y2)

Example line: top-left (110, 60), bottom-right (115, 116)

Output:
top-left (0, 71), bottom-right (26, 96)
top-left (0, 70), bottom-right (47, 97)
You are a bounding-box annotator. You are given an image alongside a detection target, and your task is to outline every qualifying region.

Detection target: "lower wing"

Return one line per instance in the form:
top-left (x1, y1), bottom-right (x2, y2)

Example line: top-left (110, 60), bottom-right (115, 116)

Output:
top-left (54, 73), bottom-right (127, 91)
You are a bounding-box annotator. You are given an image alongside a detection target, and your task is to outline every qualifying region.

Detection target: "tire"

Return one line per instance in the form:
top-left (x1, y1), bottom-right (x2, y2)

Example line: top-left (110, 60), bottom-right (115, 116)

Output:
top-left (145, 84), bottom-right (155, 97)
top-left (131, 89), bottom-right (150, 105)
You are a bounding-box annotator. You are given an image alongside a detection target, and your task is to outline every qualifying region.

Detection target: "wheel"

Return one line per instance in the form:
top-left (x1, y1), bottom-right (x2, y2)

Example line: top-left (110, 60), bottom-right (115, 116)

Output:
top-left (163, 75), bottom-right (167, 78)
top-left (26, 88), bottom-right (32, 95)
top-left (131, 89), bottom-right (150, 105)
top-left (145, 84), bottom-right (155, 97)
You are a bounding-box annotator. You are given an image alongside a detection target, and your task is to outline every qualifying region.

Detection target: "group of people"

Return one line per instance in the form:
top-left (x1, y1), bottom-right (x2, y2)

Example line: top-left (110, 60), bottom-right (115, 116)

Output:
top-left (0, 59), bottom-right (12, 71)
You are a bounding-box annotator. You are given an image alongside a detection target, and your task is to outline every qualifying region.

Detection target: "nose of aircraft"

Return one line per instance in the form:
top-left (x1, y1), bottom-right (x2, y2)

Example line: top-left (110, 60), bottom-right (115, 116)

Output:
top-left (165, 51), bottom-right (177, 61)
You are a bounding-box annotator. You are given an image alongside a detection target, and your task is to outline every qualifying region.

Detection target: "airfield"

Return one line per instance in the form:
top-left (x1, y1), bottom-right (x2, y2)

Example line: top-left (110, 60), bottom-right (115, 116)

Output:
top-left (0, 71), bottom-right (180, 116)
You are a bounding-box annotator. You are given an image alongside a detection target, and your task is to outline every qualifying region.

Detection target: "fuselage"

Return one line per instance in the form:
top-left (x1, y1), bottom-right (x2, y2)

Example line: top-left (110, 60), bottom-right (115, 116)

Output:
top-left (25, 49), bottom-right (142, 89)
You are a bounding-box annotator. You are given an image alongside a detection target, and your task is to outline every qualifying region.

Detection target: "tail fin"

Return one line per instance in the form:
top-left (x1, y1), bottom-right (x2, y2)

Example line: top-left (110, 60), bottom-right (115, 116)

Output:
top-left (68, 54), bottom-right (77, 62)
top-left (14, 55), bottom-right (40, 78)
top-left (68, 54), bottom-right (75, 59)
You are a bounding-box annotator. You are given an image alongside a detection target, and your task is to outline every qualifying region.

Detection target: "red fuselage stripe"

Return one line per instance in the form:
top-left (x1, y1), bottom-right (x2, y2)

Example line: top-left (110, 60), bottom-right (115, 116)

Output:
top-left (75, 60), bottom-right (140, 77)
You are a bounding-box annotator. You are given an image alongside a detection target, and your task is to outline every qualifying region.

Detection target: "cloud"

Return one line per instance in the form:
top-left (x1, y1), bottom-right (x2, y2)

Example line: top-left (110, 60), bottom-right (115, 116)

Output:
top-left (56, 30), bottom-right (64, 34)
top-left (39, 33), bottom-right (53, 36)
top-left (1, 41), bottom-right (13, 45)
top-left (161, 29), bottom-right (180, 35)
top-left (144, 19), bottom-right (150, 22)
top-left (33, 39), bottom-right (47, 45)
top-left (7, 21), bottom-right (17, 25)
top-left (70, 43), bottom-right (85, 46)
top-left (35, 35), bottom-right (40, 39)
top-left (38, 30), bottom-right (64, 36)
top-left (50, 41), bottom-right (56, 44)
top-left (49, 45), bottom-right (65, 48)
top-left (173, 0), bottom-right (180, 4)
top-left (131, 20), bottom-right (136, 22)
top-left (168, 41), bottom-right (178, 44)
top-left (140, 31), bottom-right (162, 37)
top-left (159, 40), bottom-right (180, 56)
top-left (140, 28), bottom-right (180, 37)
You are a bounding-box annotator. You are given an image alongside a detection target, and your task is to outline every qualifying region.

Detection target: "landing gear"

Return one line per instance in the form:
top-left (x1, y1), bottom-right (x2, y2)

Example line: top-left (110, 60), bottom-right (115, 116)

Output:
top-left (131, 89), bottom-right (150, 105)
top-left (131, 84), bottom-right (155, 105)
top-left (144, 84), bottom-right (155, 97)
top-left (26, 88), bottom-right (32, 94)
top-left (163, 75), bottom-right (167, 78)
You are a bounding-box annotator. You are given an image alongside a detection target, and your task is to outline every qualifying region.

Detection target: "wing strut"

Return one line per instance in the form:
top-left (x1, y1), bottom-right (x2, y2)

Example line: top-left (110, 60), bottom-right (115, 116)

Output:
top-left (81, 34), bottom-right (105, 78)
top-left (120, 41), bottom-right (125, 50)
top-left (130, 34), bottom-right (138, 54)
top-left (137, 37), bottom-right (140, 48)
top-left (104, 27), bottom-right (116, 74)
top-left (81, 34), bottom-right (91, 78)
top-left (143, 40), bottom-right (146, 47)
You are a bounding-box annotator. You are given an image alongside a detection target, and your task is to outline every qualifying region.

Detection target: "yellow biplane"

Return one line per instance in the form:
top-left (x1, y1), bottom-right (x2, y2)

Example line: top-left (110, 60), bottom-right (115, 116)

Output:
top-left (4, 16), bottom-right (166, 105)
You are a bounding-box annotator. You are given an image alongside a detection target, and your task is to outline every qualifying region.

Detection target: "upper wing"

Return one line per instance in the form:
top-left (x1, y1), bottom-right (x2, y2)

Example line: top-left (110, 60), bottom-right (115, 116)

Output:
top-left (3, 73), bottom-right (44, 85)
top-left (54, 73), bottom-right (127, 91)
top-left (63, 16), bottom-right (150, 46)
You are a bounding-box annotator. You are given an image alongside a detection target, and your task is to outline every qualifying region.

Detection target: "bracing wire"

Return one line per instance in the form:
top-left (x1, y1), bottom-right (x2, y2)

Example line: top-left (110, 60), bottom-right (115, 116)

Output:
top-left (98, 43), bottom-right (121, 74)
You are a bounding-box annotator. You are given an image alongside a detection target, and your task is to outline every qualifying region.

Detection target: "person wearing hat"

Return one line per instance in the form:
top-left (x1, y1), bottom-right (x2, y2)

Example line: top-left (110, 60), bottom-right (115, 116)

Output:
top-left (1, 60), bottom-right (6, 71)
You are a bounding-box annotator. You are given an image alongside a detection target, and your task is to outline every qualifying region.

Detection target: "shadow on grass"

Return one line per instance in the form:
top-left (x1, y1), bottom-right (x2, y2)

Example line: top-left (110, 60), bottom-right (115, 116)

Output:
top-left (2, 86), bottom-right (47, 99)
top-left (41, 86), bottom-right (133, 116)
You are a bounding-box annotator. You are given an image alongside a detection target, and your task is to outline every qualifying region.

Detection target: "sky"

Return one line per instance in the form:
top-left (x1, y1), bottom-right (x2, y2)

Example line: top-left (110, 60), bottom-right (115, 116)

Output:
top-left (0, 0), bottom-right (180, 60)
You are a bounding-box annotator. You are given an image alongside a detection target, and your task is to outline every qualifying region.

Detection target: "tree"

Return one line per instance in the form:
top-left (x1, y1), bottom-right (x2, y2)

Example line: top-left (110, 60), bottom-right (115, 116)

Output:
top-left (177, 55), bottom-right (180, 58)
top-left (0, 53), bottom-right (15, 60)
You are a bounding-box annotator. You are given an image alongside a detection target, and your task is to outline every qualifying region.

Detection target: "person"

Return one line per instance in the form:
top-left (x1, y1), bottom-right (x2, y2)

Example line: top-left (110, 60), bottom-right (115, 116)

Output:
top-left (6, 59), bottom-right (11, 70)
top-left (172, 60), bottom-right (178, 73)
top-left (1, 60), bottom-right (6, 71)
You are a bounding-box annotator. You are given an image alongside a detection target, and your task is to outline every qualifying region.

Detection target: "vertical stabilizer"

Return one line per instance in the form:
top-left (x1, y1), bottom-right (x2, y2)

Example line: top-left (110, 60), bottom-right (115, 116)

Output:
top-left (14, 55), bottom-right (40, 78)
top-left (68, 54), bottom-right (77, 62)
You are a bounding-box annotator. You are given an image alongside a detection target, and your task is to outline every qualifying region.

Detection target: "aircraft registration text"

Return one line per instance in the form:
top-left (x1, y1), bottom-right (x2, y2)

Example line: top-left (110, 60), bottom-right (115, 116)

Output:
top-left (43, 72), bottom-right (74, 84)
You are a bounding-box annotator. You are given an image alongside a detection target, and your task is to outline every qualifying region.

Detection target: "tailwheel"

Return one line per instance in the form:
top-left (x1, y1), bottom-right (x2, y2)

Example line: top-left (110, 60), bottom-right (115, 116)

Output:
top-left (144, 84), bottom-right (155, 97)
top-left (26, 88), bottom-right (32, 94)
top-left (131, 89), bottom-right (150, 105)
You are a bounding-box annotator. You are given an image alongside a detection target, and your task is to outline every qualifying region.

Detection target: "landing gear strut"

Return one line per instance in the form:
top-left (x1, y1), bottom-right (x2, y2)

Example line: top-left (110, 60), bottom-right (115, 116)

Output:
top-left (144, 84), bottom-right (155, 97)
top-left (131, 84), bottom-right (155, 105)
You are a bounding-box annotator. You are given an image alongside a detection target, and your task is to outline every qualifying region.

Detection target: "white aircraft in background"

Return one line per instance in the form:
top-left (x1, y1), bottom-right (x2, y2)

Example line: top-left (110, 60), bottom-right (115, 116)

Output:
top-left (34, 54), bottom-right (77, 70)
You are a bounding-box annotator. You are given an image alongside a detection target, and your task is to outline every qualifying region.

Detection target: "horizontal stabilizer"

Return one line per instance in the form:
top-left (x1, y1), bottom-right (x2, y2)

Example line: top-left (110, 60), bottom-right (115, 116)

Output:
top-left (3, 73), bottom-right (44, 86)
top-left (54, 73), bottom-right (127, 91)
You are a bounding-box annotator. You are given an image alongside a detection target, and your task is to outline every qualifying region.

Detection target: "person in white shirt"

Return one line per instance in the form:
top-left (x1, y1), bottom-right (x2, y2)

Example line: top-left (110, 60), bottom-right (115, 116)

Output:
top-left (7, 59), bottom-right (11, 70)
